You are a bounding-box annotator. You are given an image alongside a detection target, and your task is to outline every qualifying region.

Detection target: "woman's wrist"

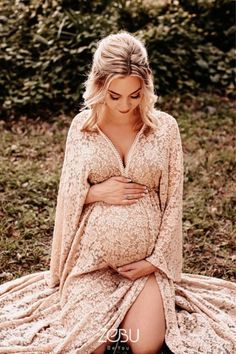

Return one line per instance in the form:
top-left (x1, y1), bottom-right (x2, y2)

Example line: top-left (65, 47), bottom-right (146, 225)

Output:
top-left (84, 184), bottom-right (103, 204)
top-left (145, 260), bottom-right (158, 273)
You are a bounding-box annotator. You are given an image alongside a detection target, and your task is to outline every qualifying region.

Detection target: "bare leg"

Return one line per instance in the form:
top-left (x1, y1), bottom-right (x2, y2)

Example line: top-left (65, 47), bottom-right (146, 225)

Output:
top-left (91, 340), bottom-right (108, 354)
top-left (119, 273), bottom-right (166, 354)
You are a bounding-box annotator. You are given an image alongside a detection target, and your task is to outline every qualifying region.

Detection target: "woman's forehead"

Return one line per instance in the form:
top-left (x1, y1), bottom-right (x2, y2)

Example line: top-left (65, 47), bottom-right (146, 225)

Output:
top-left (108, 76), bottom-right (142, 95)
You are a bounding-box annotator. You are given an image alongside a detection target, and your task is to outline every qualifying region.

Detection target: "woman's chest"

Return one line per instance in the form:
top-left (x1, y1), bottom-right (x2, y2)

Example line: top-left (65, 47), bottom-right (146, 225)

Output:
top-left (103, 132), bottom-right (137, 166)
top-left (81, 131), bottom-right (167, 189)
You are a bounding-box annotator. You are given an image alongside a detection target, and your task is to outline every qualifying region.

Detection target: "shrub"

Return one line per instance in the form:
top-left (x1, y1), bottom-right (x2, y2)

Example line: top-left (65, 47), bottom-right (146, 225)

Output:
top-left (0, 0), bottom-right (235, 119)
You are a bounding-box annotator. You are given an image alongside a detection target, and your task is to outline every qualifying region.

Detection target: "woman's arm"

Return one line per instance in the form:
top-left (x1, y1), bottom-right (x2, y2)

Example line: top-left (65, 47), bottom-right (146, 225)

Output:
top-left (46, 113), bottom-right (91, 288)
top-left (145, 118), bottom-right (184, 282)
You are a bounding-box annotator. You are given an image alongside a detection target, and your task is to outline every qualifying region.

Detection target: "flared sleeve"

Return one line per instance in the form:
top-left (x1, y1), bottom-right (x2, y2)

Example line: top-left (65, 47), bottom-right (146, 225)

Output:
top-left (145, 118), bottom-right (183, 282)
top-left (45, 112), bottom-right (90, 289)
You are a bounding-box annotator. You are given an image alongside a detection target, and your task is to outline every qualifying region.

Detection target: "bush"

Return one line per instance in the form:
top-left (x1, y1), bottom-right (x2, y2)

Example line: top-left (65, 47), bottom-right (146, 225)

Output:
top-left (0, 0), bottom-right (235, 119)
top-left (139, 0), bottom-right (235, 94)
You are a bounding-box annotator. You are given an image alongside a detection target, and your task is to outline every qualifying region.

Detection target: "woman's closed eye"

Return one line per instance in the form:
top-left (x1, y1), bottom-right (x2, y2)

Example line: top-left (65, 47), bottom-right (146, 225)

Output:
top-left (110, 94), bottom-right (141, 100)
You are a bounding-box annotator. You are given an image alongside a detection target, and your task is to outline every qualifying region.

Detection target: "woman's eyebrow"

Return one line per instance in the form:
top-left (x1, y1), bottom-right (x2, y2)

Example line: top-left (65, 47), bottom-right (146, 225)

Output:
top-left (108, 87), bottom-right (142, 96)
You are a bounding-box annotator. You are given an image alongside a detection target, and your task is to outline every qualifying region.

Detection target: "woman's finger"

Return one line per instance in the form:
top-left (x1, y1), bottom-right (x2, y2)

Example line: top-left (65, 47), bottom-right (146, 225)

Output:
top-left (121, 199), bottom-right (139, 205)
top-left (123, 194), bottom-right (145, 202)
top-left (125, 185), bottom-right (147, 190)
top-left (124, 189), bottom-right (148, 195)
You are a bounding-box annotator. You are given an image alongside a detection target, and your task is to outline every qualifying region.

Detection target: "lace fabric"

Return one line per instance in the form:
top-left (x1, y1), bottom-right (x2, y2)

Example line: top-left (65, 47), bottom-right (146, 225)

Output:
top-left (0, 109), bottom-right (235, 353)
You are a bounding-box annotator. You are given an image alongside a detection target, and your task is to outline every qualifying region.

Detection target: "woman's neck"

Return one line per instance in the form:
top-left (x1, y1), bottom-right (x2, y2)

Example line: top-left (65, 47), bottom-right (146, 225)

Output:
top-left (98, 106), bottom-right (141, 127)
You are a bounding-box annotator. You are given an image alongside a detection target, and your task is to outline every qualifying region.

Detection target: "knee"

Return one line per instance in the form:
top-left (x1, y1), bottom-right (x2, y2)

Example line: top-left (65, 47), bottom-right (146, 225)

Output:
top-left (131, 347), bottom-right (164, 354)
top-left (91, 348), bottom-right (104, 354)
top-left (131, 349), bottom-right (161, 354)
top-left (130, 338), bottom-right (165, 354)
top-left (91, 341), bottom-right (107, 354)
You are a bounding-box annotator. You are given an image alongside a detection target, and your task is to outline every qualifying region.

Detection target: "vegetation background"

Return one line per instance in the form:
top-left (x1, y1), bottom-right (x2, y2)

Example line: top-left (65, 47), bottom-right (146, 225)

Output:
top-left (0, 0), bottom-right (235, 285)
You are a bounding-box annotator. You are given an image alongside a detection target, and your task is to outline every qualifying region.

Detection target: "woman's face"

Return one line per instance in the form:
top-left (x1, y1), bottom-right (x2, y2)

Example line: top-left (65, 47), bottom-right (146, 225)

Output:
top-left (104, 76), bottom-right (143, 117)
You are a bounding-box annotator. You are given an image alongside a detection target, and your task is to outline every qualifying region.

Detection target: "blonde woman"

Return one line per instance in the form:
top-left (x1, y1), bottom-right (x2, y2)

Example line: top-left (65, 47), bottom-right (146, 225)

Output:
top-left (0, 31), bottom-right (235, 354)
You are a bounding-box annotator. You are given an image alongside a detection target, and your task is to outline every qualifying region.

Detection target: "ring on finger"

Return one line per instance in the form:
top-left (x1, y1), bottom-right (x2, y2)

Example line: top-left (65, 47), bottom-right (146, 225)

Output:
top-left (126, 194), bottom-right (132, 200)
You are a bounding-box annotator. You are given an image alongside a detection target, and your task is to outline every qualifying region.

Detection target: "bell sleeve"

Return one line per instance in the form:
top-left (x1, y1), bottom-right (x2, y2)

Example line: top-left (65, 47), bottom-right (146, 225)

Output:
top-left (145, 118), bottom-right (184, 282)
top-left (45, 113), bottom-right (90, 289)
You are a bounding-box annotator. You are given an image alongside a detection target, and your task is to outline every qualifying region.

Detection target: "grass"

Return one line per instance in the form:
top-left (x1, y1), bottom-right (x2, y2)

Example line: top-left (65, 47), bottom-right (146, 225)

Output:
top-left (0, 92), bottom-right (235, 284)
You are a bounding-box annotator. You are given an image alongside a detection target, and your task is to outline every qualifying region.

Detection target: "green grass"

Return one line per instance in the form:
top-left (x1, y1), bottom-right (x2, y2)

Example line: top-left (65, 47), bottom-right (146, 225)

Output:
top-left (164, 92), bottom-right (236, 281)
top-left (0, 93), bottom-right (235, 284)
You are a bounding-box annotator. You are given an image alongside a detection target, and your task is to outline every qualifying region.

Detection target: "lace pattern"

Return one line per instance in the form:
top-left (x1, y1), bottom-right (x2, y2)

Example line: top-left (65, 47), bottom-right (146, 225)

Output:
top-left (0, 109), bottom-right (235, 353)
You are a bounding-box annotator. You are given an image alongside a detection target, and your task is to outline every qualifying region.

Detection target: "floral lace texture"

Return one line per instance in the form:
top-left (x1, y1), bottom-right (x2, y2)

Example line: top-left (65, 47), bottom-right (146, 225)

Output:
top-left (0, 109), bottom-right (235, 353)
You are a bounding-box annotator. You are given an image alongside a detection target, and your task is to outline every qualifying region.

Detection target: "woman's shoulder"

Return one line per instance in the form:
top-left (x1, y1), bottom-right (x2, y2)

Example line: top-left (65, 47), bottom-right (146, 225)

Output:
top-left (71, 109), bottom-right (91, 127)
top-left (65, 110), bottom-right (92, 141)
top-left (153, 109), bottom-right (179, 128)
top-left (151, 109), bottom-right (180, 139)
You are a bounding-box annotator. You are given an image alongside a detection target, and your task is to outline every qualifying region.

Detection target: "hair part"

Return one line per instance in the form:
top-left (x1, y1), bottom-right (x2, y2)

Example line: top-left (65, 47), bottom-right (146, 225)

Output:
top-left (79, 30), bottom-right (159, 133)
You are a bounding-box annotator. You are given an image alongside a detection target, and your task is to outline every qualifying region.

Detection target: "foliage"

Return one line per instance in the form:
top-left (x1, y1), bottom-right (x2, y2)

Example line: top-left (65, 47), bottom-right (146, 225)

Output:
top-left (139, 0), bottom-right (235, 94)
top-left (0, 0), bottom-right (235, 118)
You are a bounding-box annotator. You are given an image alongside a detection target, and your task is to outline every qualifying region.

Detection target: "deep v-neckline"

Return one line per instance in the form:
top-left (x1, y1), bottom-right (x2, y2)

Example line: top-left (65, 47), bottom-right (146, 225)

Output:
top-left (96, 122), bottom-right (145, 175)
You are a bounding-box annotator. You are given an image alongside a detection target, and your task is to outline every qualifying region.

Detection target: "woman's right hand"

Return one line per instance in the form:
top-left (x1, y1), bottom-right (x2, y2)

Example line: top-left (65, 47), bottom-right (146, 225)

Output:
top-left (92, 176), bottom-right (149, 205)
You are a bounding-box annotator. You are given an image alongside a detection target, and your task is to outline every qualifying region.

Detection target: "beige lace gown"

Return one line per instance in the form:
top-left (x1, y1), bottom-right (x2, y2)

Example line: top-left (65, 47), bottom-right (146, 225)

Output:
top-left (0, 109), bottom-right (235, 353)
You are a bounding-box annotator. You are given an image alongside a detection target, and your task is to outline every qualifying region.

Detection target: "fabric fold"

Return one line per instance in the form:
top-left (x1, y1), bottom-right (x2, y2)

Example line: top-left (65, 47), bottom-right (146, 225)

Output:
top-left (46, 112), bottom-right (91, 290)
top-left (145, 118), bottom-right (183, 282)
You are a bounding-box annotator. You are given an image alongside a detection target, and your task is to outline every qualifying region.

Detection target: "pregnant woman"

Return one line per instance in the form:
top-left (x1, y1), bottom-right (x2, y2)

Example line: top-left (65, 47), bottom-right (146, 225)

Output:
top-left (0, 31), bottom-right (235, 354)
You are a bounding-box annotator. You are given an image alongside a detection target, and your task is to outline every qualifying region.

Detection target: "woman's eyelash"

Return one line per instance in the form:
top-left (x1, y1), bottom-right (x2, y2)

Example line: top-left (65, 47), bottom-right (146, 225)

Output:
top-left (110, 94), bottom-right (140, 100)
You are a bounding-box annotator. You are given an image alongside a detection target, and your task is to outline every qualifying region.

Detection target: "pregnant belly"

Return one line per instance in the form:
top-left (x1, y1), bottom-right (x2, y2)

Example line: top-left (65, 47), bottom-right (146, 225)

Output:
top-left (81, 193), bottom-right (162, 268)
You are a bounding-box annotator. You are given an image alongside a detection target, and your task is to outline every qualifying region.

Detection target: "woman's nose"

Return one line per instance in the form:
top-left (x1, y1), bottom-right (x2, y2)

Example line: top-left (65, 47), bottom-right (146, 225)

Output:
top-left (119, 98), bottom-right (131, 110)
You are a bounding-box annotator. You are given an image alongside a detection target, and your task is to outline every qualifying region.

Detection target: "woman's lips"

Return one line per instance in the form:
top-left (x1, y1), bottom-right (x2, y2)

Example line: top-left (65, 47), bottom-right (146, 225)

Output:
top-left (119, 110), bottom-right (130, 113)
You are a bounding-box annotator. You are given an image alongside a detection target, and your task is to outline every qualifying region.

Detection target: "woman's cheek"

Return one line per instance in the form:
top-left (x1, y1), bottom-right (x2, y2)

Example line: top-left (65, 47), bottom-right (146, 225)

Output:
top-left (107, 98), bottom-right (117, 108)
top-left (133, 99), bottom-right (141, 108)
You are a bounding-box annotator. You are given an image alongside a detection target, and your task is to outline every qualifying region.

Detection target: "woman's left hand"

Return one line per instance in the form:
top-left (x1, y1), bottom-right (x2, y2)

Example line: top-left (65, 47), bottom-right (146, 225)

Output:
top-left (112, 260), bottom-right (158, 281)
